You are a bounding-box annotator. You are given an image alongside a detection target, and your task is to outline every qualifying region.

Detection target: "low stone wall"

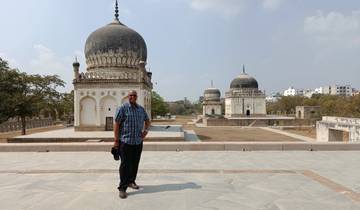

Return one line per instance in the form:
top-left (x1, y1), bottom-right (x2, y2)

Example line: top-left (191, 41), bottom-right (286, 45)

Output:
top-left (316, 116), bottom-right (360, 142)
top-left (204, 118), bottom-right (315, 126)
top-left (0, 119), bottom-right (55, 133)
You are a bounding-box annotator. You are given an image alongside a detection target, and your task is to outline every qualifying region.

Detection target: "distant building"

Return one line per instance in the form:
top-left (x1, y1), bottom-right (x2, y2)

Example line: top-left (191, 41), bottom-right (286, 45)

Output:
top-left (202, 82), bottom-right (222, 116)
top-left (322, 85), bottom-right (352, 96)
top-left (225, 66), bottom-right (266, 117)
top-left (296, 106), bottom-right (321, 119)
top-left (266, 93), bottom-right (281, 102)
top-left (283, 87), bottom-right (297, 96)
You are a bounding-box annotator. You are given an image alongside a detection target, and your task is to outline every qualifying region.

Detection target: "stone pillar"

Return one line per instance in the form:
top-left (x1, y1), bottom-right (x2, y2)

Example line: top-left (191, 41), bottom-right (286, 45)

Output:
top-left (74, 90), bottom-right (80, 126)
top-left (316, 121), bottom-right (329, 142)
top-left (96, 99), bottom-right (101, 127)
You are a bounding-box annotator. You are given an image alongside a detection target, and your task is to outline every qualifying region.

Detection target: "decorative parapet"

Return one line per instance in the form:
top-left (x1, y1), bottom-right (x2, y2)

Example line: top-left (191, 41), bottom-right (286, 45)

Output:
top-left (79, 71), bottom-right (138, 81)
top-left (225, 89), bottom-right (265, 98)
top-left (86, 51), bottom-right (141, 70)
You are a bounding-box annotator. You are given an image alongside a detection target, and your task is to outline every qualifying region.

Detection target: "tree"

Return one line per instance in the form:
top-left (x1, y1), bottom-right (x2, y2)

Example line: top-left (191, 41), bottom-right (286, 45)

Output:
top-left (151, 91), bottom-right (169, 118)
top-left (0, 58), bottom-right (23, 123)
top-left (0, 57), bottom-right (65, 134)
top-left (13, 74), bottom-right (65, 135)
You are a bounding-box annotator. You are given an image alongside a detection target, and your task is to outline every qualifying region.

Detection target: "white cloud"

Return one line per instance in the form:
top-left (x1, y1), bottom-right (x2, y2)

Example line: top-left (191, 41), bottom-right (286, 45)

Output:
top-left (262, 0), bottom-right (282, 10)
top-left (304, 10), bottom-right (360, 47)
top-left (190, 0), bottom-right (247, 18)
top-left (29, 44), bottom-right (84, 92)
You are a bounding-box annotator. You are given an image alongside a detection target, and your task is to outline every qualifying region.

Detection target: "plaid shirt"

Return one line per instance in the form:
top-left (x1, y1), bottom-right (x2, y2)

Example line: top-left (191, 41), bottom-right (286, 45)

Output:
top-left (115, 102), bottom-right (149, 145)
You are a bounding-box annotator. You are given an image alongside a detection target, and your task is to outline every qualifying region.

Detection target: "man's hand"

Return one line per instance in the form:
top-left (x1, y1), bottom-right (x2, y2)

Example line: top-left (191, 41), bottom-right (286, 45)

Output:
top-left (141, 130), bottom-right (148, 139)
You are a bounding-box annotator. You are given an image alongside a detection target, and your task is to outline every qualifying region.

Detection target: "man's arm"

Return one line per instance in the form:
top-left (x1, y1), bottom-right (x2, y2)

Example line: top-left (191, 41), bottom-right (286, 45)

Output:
top-left (114, 121), bottom-right (120, 147)
top-left (142, 119), bottom-right (151, 139)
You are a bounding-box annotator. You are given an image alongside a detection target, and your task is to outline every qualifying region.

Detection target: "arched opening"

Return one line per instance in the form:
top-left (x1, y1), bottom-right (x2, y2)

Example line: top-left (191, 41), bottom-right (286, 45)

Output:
top-left (298, 111), bottom-right (302, 118)
top-left (80, 97), bottom-right (97, 126)
top-left (211, 109), bottom-right (215, 115)
top-left (100, 96), bottom-right (117, 130)
top-left (246, 110), bottom-right (251, 116)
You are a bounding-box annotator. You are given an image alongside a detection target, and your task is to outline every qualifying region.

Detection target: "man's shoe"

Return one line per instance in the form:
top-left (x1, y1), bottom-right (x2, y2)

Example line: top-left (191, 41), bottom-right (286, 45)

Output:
top-left (128, 182), bottom-right (140, 190)
top-left (119, 190), bottom-right (127, 199)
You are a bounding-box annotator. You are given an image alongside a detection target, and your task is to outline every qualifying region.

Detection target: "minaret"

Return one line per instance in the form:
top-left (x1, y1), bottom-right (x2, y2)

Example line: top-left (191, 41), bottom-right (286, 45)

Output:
top-left (73, 57), bottom-right (80, 81)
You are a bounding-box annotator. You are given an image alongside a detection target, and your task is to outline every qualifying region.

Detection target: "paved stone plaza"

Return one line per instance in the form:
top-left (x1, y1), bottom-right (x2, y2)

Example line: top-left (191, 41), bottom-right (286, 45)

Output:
top-left (0, 151), bottom-right (359, 209)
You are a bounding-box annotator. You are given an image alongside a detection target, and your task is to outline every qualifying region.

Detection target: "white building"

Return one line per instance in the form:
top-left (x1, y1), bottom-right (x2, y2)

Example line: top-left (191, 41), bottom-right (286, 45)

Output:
top-left (225, 67), bottom-right (266, 117)
top-left (73, 2), bottom-right (152, 131)
top-left (283, 87), bottom-right (297, 96)
top-left (323, 85), bottom-right (352, 96)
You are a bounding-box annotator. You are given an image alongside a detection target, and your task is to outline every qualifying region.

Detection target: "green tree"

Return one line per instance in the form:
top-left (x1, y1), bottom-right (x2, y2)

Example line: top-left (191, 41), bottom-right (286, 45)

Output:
top-left (14, 74), bottom-right (65, 134)
top-left (151, 91), bottom-right (169, 117)
top-left (0, 58), bottom-right (23, 123)
top-left (0, 57), bottom-right (65, 134)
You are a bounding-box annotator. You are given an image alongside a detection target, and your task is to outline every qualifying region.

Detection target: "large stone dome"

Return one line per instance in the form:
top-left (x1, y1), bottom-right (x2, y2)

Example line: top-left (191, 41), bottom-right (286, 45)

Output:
top-left (230, 72), bottom-right (258, 89)
top-left (85, 18), bottom-right (147, 70)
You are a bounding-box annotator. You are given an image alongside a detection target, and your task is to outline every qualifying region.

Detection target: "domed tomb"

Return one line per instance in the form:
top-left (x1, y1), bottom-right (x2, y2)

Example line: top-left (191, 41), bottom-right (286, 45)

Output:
top-left (225, 65), bottom-right (266, 117)
top-left (202, 82), bottom-right (222, 116)
top-left (73, 1), bottom-right (153, 131)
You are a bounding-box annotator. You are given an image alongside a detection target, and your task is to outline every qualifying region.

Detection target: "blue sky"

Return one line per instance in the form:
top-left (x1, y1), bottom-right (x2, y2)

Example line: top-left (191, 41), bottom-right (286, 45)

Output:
top-left (0, 0), bottom-right (359, 101)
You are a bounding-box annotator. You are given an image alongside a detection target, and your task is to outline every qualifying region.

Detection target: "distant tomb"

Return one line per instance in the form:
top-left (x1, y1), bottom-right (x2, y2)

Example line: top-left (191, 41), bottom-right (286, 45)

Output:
top-left (296, 106), bottom-right (321, 119)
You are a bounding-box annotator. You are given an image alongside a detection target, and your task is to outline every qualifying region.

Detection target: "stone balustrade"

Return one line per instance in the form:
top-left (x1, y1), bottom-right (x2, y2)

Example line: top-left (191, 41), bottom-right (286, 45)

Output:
top-left (0, 119), bottom-right (55, 133)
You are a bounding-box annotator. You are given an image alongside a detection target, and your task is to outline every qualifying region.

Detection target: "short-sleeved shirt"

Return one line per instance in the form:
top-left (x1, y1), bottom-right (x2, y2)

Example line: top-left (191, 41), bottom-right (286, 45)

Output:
top-left (115, 102), bottom-right (149, 145)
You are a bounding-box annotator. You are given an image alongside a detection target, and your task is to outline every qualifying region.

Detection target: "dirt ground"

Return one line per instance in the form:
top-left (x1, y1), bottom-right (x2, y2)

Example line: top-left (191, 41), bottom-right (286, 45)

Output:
top-left (0, 125), bottom-right (66, 143)
top-left (281, 127), bottom-right (317, 139)
top-left (152, 116), bottom-right (301, 142)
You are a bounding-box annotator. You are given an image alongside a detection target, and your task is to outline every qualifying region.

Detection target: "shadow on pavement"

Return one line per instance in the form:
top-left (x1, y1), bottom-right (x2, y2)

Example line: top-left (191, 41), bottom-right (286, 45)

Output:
top-left (128, 182), bottom-right (201, 195)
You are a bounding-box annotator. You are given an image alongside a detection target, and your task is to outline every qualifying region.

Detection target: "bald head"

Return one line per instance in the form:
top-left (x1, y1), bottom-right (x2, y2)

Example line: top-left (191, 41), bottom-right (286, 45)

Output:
top-left (128, 90), bottom-right (137, 96)
top-left (128, 90), bottom-right (138, 104)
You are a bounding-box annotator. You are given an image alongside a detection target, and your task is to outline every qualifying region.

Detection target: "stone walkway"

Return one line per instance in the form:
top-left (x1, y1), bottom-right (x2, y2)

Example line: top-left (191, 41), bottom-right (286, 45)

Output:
top-left (0, 151), bottom-right (359, 209)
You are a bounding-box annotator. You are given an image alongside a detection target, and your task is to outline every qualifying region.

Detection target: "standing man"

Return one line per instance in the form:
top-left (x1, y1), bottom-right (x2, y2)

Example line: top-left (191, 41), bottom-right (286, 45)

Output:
top-left (113, 90), bottom-right (150, 199)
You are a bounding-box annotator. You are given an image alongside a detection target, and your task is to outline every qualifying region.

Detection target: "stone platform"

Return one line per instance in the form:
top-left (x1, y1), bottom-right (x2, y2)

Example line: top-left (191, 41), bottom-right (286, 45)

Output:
top-left (8, 125), bottom-right (186, 143)
top-left (0, 151), bottom-right (359, 209)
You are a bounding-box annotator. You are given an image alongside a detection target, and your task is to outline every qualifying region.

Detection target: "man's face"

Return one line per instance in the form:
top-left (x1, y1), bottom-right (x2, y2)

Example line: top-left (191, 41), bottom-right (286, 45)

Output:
top-left (128, 92), bottom-right (137, 104)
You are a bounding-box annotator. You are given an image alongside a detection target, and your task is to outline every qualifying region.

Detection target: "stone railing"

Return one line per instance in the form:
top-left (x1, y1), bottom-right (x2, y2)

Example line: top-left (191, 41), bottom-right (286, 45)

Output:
top-left (0, 119), bottom-right (55, 133)
top-left (321, 116), bottom-right (360, 126)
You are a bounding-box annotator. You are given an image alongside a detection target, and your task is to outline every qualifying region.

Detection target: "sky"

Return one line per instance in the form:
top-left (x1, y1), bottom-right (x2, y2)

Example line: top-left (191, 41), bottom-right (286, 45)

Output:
top-left (0, 0), bottom-right (359, 101)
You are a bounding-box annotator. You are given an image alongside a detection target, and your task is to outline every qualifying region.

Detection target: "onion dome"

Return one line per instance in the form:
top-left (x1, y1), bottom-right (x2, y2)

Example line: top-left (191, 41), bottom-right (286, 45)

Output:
top-left (84, 0), bottom-right (147, 70)
top-left (204, 81), bottom-right (221, 101)
top-left (230, 65), bottom-right (258, 89)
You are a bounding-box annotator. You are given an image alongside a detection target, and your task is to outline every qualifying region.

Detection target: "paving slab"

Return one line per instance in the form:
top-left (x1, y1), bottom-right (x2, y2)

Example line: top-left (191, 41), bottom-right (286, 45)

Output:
top-left (0, 151), bottom-right (359, 209)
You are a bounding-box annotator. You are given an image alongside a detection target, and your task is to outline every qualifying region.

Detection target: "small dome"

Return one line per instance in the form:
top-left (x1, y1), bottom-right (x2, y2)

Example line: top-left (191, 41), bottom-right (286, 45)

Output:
top-left (204, 88), bottom-right (221, 101)
top-left (230, 73), bottom-right (258, 89)
top-left (85, 19), bottom-right (147, 70)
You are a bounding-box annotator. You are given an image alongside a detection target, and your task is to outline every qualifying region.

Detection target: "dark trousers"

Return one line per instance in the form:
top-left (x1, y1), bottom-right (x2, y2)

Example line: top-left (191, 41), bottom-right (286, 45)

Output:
top-left (118, 142), bottom-right (143, 191)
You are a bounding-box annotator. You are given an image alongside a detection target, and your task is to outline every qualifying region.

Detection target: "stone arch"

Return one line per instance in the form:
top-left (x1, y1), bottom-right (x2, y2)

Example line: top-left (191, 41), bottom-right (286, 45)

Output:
top-left (100, 96), bottom-right (118, 126)
top-left (80, 96), bottom-right (97, 126)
